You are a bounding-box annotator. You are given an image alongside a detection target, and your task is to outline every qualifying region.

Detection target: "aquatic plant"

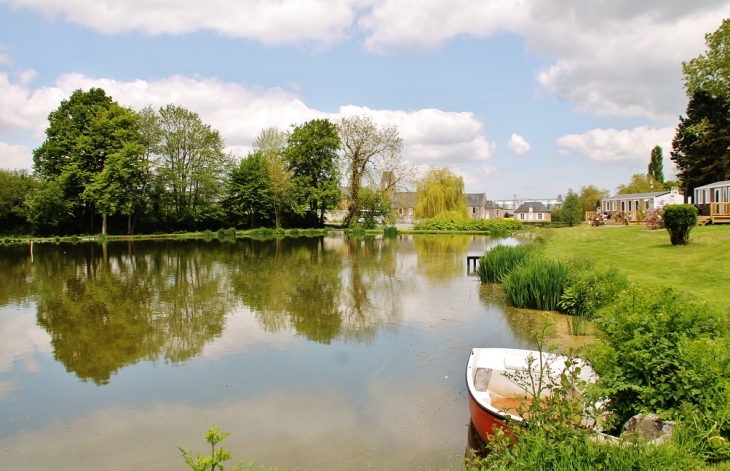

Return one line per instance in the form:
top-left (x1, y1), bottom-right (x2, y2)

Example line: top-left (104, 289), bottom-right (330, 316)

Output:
top-left (477, 244), bottom-right (533, 283)
top-left (503, 257), bottom-right (567, 310)
top-left (383, 225), bottom-right (398, 237)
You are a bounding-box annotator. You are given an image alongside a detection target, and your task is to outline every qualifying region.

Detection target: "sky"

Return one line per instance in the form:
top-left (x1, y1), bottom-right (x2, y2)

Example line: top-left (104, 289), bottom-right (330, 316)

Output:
top-left (0, 1), bottom-right (728, 200)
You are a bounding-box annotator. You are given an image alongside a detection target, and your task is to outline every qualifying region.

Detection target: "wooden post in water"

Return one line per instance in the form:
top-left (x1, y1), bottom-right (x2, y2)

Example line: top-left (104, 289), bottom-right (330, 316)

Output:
top-left (30, 240), bottom-right (34, 263)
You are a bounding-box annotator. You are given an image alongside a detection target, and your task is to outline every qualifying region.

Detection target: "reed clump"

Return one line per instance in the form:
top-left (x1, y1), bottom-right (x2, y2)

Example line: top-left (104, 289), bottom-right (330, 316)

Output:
top-left (477, 244), bottom-right (534, 283)
top-left (503, 257), bottom-right (568, 311)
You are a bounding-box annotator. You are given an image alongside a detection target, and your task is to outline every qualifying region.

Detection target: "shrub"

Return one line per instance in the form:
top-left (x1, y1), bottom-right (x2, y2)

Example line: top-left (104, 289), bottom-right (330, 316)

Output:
top-left (646, 207), bottom-right (665, 230)
top-left (503, 257), bottom-right (568, 310)
top-left (662, 204), bottom-right (698, 245)
top-left (477, 244), bottom-right (534, 283)
top-left (587, 285), bottom-right (730, 432)
top-left (558, 267), bottom-right (629, 318)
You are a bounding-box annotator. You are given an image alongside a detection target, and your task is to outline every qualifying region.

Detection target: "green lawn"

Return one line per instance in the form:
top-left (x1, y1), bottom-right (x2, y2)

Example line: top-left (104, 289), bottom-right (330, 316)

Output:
top-left (539, 224), bottom-right (730, 309)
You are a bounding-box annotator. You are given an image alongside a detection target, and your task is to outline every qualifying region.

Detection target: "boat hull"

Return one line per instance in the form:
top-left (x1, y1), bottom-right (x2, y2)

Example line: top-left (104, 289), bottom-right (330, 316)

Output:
top-left (467, 389), bottom-right (508, 444)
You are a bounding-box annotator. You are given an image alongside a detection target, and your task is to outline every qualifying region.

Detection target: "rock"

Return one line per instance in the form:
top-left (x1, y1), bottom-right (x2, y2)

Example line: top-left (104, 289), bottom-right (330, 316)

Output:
top-left (621, 413), bottom-right (675, 445)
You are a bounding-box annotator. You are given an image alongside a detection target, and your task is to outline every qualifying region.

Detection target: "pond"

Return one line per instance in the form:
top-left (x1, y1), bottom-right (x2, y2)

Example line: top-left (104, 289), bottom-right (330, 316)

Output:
top-left (0, 234), bottom-right (586, 470)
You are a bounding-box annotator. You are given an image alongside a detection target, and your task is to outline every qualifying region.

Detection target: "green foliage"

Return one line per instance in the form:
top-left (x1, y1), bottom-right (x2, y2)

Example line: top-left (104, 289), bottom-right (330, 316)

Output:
top-left (503, 257), bottom-right (568, 310)
top-left (225, 152), bottom-right (274, 229)
top-left (284, 119), bottom-right (341, 227)
top-left (155, 104), bottom-right (229, 229)
top-left (671, 90), bottom-right (730, 196)
top-left (25, 180), bottom-right (73, 234)
top-left (616, 173), bottom-right (662, 194)
top-left (649, 145), bottom-right (666, 185)
top-left (383, 225), bottom-right (398, 237)
top-left (0, 169), bottom-right (37, 234)
top-left (414, 167), bottom-right (468, 219)
top-left (579, 185), bottom-right (609, 215)
top-left (338, 114), bottom-right (402, 226)
top-left (588, 285), bottom-right (730, 431)
top-left (558, 266), bottom-right (629, 318)
top-left (477, 244), bottom-right (534, 283)
top-left (179, 425), bottom-right (281, 471)
top-left (472, 326), bottom-right (704, 471)
top-left (355, 187), bottom-right (391, 229)
top-left (555, 189), bottom-right (582, 227)
top-left (663, 204), bottom-right (698, 245)
top-left (683, 18), bottom-right (730, 101)
top-left (413, 217), bottom-right (522, 235)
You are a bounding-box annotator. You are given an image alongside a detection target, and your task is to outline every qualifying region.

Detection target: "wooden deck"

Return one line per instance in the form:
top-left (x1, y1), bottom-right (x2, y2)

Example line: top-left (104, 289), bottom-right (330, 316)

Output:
top-left (709, 203), bottom-right (730, 224)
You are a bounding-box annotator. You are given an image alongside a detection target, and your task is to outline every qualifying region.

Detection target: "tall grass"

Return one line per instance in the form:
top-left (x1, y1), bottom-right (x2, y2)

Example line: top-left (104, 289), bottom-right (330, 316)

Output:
top-left (503, 257), bottom-right (567, 310)
top-left (477, 244), bottom-right (533, 283)
top-left (383, 225), bottom-right (398, 237)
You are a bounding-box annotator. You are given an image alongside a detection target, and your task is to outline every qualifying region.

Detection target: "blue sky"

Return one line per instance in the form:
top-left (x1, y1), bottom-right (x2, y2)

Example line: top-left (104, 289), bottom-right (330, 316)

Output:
top-left (1, 1), bottom-right (728, 199)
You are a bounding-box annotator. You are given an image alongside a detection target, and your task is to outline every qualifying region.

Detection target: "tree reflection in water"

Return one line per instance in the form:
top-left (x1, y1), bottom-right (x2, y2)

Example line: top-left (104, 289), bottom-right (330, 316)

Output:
top-left (0, 234), bottom-right (480, 385)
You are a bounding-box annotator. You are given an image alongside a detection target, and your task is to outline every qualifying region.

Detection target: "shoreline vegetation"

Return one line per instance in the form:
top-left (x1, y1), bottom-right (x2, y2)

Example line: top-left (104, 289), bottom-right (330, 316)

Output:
top-left (472, 223), bottom-right (730, 471)
top-left (0, 217), bottom-right (530, 245)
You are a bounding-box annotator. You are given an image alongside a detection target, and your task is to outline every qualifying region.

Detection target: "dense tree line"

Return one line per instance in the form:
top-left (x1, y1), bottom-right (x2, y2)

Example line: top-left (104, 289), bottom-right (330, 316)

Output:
top-left (0, 89), bottom-right (410, 236)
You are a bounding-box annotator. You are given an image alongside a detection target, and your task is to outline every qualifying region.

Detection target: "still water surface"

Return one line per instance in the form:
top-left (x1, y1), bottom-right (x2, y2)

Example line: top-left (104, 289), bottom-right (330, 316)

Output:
top-left (0, 234), bottom-right (581, 470)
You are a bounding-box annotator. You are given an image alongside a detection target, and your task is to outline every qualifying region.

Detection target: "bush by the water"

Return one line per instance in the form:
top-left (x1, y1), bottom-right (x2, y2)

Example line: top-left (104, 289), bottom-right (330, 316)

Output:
top-left (587, 285), bottom-right (730, 455)
top-left (414, 217), bottom-right (522, 235)
top-left (558, 265), bottom-right (629, 318)
top-left (503, 257), bottom-right (567, 311)
top-left (477, 244), bottom-right (534, 283)
top-left (662, 204), bottom-right (698, 245)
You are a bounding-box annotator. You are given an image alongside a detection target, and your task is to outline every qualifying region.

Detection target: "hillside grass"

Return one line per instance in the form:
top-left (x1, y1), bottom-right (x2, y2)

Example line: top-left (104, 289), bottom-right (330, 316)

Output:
top-left (539, 224), bottom-right (730, 308)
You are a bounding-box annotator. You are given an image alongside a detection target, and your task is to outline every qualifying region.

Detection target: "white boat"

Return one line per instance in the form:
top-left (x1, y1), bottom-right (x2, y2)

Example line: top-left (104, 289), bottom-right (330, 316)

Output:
top-left (465, 348), bottom-right (595, 444)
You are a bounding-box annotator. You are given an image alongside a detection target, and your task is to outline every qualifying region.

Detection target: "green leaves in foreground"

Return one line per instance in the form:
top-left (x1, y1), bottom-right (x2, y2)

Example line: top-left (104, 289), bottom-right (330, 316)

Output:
top-left (179, 425), bottom-right (281, 471)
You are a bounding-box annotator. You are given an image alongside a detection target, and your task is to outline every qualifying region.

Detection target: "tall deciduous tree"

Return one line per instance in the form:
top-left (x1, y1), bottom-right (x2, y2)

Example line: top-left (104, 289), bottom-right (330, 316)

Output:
top-left (648, 146), bottom-right (665, 186)
top-left (414, 167), bottom-right (468, 219)
top-left (579, 185), bottom-right (609, 216)
top-left (683, 18), bottom-right (730, 101)
top-left (253, 127), bottom-right (291, 229)
top-left (225, 152), bottom-right (274, 228)
top-left (32, 88), bottom-right (116, 232)
top-left (616, 174), bottom-right (655, 195)
top-left (82, 104), bottom-right (146, 234)
top-left (338, 115), bottom-right (402, 226)
top-left (284, 119), bottom-right (341, 227)
top-left (155, 105), bottom-right (229, 228)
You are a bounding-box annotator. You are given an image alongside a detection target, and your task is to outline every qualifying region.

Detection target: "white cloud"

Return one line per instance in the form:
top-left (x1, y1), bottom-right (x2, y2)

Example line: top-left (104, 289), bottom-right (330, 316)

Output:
top-left (0, 72), bottom-right (494, 167)
top-left (0, 141), bottom-right (33, 169)
top-left (506, 133), bottom-right (531, 155)
top-left (556, 125), bottom-right (675, 162)
top-left (3, 0), bottom-right (361, 46)
top-left (5, 1), bottom-right (728, 120)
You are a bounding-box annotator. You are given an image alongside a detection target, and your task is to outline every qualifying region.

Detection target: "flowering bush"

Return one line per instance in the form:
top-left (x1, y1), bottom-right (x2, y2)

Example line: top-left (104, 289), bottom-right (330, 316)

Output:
top-left (646, 207), bottom-right (665, 230)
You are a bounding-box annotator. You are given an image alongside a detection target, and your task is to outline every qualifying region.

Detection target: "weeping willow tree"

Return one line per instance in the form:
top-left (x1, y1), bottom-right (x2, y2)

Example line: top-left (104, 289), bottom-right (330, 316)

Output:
top-left (414, 167), bottom-right (469, 219)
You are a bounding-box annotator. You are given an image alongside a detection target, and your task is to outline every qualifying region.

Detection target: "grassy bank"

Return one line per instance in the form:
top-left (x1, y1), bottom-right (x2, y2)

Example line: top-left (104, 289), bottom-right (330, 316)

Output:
top-left (539, 224), bottom-right (730, 308)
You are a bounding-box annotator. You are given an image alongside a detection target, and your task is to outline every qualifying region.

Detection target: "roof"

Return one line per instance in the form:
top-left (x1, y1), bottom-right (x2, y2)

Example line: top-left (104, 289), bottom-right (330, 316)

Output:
top-left (466, 193), bottom-right (487, 207)
top-left (603, 191), bottom-right (668, 201)
top-left (391, 191), bottom-right (417, 209)
top-left (514, 201), bottom-right (548, 213)
top-left (694, 180), bottom-right (730, 190)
